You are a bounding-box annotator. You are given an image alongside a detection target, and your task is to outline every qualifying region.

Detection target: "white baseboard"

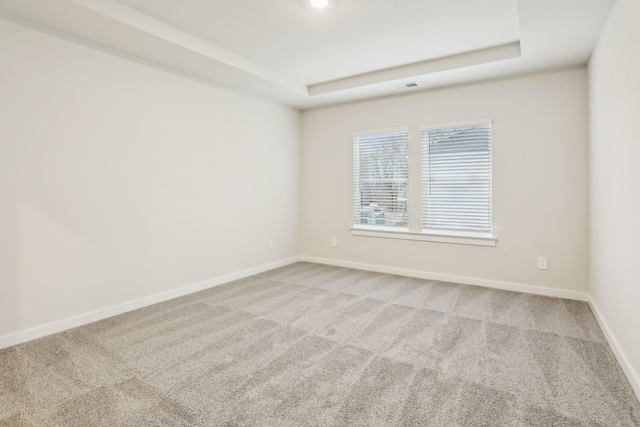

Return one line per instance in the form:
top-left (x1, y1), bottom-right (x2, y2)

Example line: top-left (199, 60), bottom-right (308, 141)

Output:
top-left (300, 255), bottom-right (589, 302)
top-left (0, 256), bottom-right (300, 350)
top-left (588, 297), bottom-right (640, 400)
top-left (4, 254), bottom-right (637, 402)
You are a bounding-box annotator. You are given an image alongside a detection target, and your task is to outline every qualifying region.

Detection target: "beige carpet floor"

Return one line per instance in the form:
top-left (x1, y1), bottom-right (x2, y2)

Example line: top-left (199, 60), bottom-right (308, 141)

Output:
top-left (1, 262), bottom-right (639, 426)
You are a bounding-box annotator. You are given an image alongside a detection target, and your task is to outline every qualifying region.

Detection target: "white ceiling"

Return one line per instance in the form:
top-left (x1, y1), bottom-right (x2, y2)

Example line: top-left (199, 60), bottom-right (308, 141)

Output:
top-left (114, 0), bottom-right (520, 85)
top-left (0, 0), bottom-right (616, 109)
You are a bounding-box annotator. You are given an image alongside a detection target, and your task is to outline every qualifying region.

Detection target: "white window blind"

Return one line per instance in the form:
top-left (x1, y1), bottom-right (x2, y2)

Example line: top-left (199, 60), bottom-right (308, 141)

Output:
top-left (353, 130), bottom-right (409, 229)
top-left (421, 123), bottom-right (492, 235)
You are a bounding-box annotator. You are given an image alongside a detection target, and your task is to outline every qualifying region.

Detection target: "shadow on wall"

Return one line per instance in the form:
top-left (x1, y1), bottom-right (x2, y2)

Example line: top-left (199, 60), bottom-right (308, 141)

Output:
top-left (0, 196), bottom-right (19, 339)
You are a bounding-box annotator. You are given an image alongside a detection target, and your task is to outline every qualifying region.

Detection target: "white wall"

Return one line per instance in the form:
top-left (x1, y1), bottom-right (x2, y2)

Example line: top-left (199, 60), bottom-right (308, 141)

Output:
top-left (0, 19), bottom-right (301, 339)
top-left (589, 0), bottom-right (640, 395)
top-left (301, 69), bottom-right (590, 294)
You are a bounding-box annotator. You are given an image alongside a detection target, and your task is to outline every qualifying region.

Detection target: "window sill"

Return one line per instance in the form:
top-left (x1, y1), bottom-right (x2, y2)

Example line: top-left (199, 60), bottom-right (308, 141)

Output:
top-left (350, 227), bottom-right (497, 247)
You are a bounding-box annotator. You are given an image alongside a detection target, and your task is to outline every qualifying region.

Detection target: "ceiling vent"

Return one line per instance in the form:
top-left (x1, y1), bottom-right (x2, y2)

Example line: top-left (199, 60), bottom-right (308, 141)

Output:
top-left (392, 82), bottom-right (419, 90)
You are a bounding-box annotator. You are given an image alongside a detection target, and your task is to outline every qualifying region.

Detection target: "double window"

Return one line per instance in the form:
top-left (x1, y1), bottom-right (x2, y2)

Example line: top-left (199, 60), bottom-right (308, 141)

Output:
top-left (353, 120), bottom-right (494, 245)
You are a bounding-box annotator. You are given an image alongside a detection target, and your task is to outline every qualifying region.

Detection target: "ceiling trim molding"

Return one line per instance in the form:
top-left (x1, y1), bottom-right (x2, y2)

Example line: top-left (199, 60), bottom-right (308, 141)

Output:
top-left (0, 0), bottom-right (614, 109)
top-left (70, 0), bottom-right (308, 95)
top-left (302, 65), bottom-right (588, 112)
top-left (0, 0), bottom-right (309, 106)
top-left (308, 41), bottom-right (521, 96)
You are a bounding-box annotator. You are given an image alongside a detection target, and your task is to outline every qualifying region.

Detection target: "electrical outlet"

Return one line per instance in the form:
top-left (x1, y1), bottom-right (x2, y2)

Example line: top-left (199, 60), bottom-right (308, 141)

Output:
top-left (268, 240), bottom-right (274, 250)
top-left (537, 256), bottom-right (548, 270)
top-left (331, 237), bottom-right (337, 247)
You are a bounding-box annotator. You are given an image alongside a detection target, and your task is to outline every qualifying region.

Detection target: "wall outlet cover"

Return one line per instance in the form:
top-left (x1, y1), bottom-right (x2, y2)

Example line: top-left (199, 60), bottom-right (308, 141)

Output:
top-left (537, 256), bottom-right (548, 270)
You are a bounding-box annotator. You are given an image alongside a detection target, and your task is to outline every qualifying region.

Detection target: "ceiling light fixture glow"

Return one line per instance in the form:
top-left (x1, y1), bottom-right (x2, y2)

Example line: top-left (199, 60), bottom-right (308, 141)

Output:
top-left (310, 0), bottom-right (329, 9)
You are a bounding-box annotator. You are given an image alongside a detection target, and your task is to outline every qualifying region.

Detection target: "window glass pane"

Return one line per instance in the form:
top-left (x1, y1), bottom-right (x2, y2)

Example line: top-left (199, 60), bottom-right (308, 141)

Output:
top-left (354, 131), bottom-right (409, 228)
top-left (421, 124), bottom-right (492, 235)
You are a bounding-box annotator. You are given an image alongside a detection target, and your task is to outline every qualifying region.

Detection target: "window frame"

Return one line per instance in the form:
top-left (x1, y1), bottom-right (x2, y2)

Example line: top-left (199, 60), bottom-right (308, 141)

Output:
top-left (352, 127), bottom-right (411, 232)
top-left (350, 120), bottom-right (496, 247)
top-left (420, 119), bottom-right (493, 237)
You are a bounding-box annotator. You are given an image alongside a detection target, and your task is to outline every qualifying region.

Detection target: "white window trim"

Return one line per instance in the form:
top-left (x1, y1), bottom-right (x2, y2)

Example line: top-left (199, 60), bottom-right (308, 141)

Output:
top-left (350, 226), bottom-right (496, 247)
top-left (419, 118), bottom-right (494, 241)
top-left (350, 120), bottom-right (496, 247)
top-left (352, 126), bottom-right (410, 138)
top-left (419, 118), bottom-right (493, 131)
top-left (352, 127), bottom-right (410, 230)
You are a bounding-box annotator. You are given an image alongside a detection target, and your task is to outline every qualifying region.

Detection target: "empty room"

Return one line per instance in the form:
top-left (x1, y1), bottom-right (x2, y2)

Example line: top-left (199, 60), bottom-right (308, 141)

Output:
top-left (1, 0), bottom-right (639, 425)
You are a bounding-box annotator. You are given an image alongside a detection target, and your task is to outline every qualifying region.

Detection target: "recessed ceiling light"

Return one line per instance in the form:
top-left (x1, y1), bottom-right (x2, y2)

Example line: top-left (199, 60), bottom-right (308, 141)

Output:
top-left (310, 0), bottom-right (329, 8)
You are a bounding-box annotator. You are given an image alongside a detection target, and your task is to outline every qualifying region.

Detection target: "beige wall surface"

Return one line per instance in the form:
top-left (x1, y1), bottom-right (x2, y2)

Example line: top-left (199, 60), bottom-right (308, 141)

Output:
top-left (589, 0), bottom-right (640, 393)
top-left (0, 19), bottom-right (301, 338)
top-left (301, 69), bottom-right (590, 293)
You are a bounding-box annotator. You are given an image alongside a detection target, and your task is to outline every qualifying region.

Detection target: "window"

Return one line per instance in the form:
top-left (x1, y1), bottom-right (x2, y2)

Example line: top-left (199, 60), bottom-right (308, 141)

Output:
top-left (421, 122), bottom-right (492, 236)
top-left (352, 120), bottom-right (494, 246)
top-left (353, 129), bottom-right (409, 229)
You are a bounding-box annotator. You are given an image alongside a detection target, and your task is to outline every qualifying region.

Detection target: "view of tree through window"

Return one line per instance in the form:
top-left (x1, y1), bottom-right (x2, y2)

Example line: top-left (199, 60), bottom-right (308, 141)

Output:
top-left (353, 131), bottom-right (409, 228)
